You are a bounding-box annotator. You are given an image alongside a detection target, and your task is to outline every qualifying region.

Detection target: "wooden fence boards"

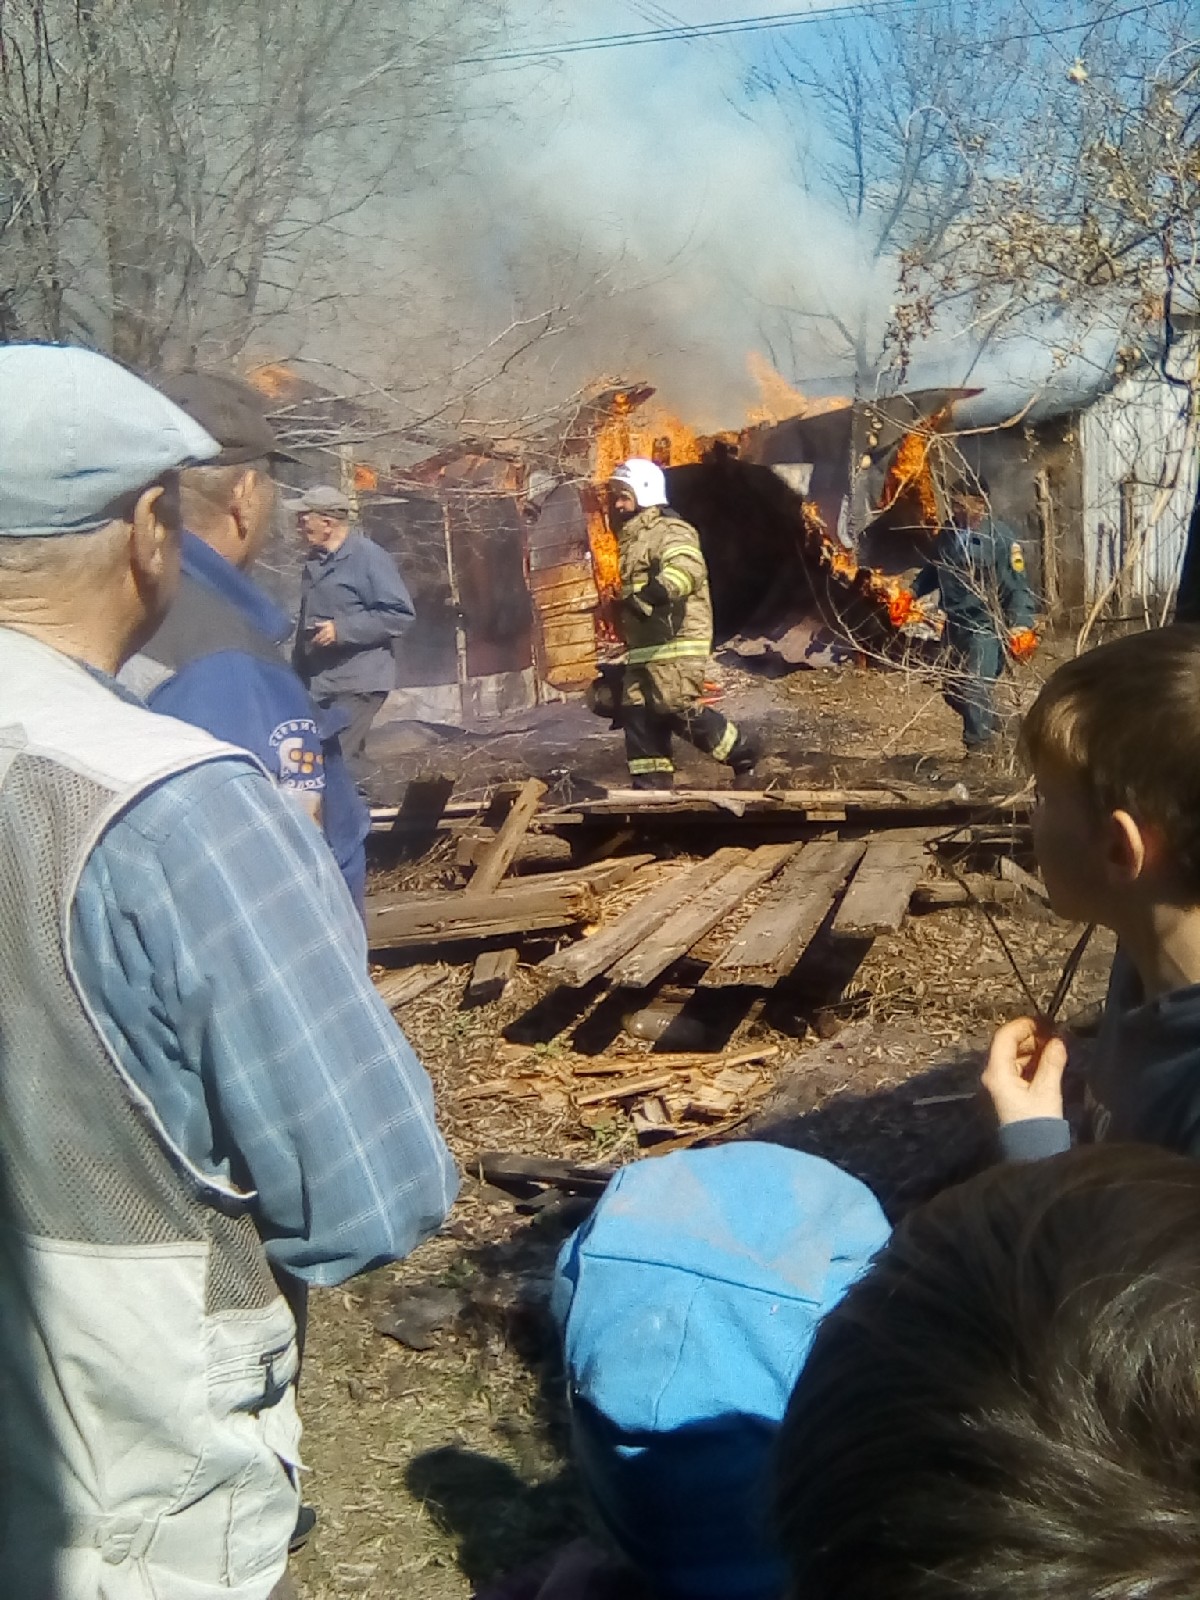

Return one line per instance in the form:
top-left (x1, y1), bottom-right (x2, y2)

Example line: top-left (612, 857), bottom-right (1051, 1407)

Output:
top-left (702, 840), bottom-right (866, 988)
top-left (831, 832), bottom-right (933, 938)
top-left (607, 842), bottom-right (802, 990)
top-left (537, 850), bottom-right (744, 988)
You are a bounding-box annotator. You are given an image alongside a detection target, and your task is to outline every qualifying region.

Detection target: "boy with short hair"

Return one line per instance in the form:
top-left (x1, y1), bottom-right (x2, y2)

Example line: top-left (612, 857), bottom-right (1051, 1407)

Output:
top-left (981, 624), bottom-right (1200, 1157)
top-left (776, 1145), bottom-right (1200, 1599)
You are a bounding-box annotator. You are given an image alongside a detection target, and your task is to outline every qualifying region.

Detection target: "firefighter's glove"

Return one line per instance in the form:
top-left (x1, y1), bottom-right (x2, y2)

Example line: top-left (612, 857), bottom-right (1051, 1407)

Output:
top-left (1008, 627), bottom-right (1038, 662)
top-left (626, 576), bottom-right (672, 619)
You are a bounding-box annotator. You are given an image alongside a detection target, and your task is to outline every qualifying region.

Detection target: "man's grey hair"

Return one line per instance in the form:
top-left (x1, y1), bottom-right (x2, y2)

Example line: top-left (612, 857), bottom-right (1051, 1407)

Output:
top-left (0, 520), bottom-right (130, 585)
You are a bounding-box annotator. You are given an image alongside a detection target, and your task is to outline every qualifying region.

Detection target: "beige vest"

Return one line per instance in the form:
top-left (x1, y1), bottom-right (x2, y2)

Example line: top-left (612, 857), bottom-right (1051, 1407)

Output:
top-left (0, 628), bottom-right (301, 1600)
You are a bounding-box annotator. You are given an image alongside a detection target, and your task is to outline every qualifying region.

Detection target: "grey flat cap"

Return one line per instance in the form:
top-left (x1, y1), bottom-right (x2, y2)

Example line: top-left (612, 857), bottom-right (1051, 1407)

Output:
top-left (284, 484), bottom-right (352, 515)
top-left (0, 343), bottom-right (219, 537)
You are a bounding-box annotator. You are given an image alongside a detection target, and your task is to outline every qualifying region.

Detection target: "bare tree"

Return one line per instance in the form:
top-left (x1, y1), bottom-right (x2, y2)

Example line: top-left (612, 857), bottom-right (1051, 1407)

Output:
top-left (755, 4), bottom-right (1026, 393)
top-left (0, 0), bottom-right (507, 367)
top-left (898, 1), bottom-right (1199, 358)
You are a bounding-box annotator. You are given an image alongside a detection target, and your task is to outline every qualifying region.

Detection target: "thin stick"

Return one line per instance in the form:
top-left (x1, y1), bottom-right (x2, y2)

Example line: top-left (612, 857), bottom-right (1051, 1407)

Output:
top-left (1043, 924), bottom-right (1096, 1023)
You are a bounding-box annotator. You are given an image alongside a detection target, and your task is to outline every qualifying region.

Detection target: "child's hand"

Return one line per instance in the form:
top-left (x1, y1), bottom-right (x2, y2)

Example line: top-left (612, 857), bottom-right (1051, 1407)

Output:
top-left (981, 1017), bottom-right (1068, 1125)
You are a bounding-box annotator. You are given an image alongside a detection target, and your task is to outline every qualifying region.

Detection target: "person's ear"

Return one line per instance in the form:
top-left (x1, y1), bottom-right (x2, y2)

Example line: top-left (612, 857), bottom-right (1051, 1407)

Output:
top-left (128, 482), bottom-right (175, 583)
top-left (1107, 809), bottom-right (1149, 885)
top-left (229, 469), bottom-right (257, 544)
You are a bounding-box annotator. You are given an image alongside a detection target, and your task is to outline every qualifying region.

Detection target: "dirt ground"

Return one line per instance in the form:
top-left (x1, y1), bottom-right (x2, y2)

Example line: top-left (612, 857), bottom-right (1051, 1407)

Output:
top-left (292, 640), bottom-right (1100, 1600)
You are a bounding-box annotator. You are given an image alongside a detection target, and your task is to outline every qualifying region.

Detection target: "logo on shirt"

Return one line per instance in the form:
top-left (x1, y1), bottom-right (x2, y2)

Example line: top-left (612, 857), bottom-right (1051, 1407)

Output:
top-left (269, 718), bottom-right (324, 792)
top-left (1010, 541), bottom-right (1026, 573)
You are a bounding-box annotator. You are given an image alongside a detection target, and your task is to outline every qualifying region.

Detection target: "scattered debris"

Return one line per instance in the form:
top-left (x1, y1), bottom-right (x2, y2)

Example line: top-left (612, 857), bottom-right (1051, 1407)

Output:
top-left (371, 964), bottom-right (450, 1008)
top-left (466, 949), bottom-right (520, 1006)
top-left (372, 1284), bottom-right (463, 1351)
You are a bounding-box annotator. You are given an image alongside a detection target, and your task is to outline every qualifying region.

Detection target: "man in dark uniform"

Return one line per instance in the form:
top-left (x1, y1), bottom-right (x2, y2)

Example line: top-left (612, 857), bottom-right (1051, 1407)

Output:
top-left (914, 478), bottom-right (1038, 752)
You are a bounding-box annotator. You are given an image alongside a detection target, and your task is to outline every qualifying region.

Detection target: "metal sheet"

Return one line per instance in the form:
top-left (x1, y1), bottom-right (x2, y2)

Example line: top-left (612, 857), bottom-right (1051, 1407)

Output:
top-left (1080, 338), bottom-right (1199, 617)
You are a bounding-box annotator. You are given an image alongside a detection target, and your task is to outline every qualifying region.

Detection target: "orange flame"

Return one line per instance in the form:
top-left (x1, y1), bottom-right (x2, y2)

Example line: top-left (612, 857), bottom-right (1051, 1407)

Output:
top-left (886, 583), bottom-right (916, 628)
top-left (354, 463), bottom-right (378, 491)
top-left (593, 394), bottom-right (705, 486)
top-left (745, 352), bottom-right (808, 426)
top-left (880, 406), bottom-right (951, 525)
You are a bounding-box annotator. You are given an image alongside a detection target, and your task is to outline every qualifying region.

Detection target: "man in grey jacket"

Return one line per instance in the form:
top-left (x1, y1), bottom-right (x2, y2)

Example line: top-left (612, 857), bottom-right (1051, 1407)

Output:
top-left (289, 485), bottom-right (414, 785)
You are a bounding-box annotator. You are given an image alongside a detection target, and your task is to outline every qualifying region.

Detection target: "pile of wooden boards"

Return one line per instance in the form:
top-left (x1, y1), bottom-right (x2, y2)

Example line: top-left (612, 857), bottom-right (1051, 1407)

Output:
top-left (366, 777), bottom-right (1035, 1016)
top-left (537, 830), bottom-right (933, 994)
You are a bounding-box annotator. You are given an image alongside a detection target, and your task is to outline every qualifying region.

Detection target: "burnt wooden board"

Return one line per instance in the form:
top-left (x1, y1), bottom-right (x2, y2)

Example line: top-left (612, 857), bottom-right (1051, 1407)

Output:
top-left (366, 880), bottom-right (594, 951)
top-left (831, 831), bottom-right (933, 938)
top-left (537, 851), bottom-right (744, 988)
top-left (607, 841), bottom-right (802, 990)
top-left (389, 774), bottom-right (456, 860)
top-left (701, 840), bottom-right (867, 988)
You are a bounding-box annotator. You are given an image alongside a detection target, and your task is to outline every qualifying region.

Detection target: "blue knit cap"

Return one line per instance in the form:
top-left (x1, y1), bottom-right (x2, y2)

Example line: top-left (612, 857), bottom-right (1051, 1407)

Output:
top-left (552, 1142), bottom-right (891, 1600)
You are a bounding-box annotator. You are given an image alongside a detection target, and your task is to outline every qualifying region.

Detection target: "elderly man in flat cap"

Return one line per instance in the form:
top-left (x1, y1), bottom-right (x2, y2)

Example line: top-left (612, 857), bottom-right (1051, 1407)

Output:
top-left (290, 484), bottom-right (415, 787)
top-left (0, 345), bottom-right (456, 1598)
top-left (120, 371), bottom-right (369, 912)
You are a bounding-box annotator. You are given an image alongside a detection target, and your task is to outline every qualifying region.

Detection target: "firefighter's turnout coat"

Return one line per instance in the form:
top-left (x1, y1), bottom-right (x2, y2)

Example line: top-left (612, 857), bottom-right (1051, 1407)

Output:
top-left (618, 506), bottom-right (713, 711)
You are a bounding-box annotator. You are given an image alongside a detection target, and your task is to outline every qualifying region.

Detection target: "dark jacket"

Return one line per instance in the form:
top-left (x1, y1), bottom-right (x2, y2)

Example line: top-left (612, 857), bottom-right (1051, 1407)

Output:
top-left (913, 516), bottom-right (1037, 639)
top-left (1000, 952), bottom-right (1200, 1161)
top-left (294, 532), bottom-right (415, 697)
top-left (122, 530), bottom-right (369, 910)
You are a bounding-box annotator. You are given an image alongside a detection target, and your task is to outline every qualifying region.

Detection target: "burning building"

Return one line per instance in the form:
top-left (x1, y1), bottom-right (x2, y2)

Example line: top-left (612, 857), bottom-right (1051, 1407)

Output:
top-left (256, 364), bottom-right (978, 723)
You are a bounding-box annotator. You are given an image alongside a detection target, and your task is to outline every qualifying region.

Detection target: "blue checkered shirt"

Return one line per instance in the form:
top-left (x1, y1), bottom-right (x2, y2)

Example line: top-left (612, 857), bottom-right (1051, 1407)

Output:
top-left (71, 756), bottom-right (457, 1286)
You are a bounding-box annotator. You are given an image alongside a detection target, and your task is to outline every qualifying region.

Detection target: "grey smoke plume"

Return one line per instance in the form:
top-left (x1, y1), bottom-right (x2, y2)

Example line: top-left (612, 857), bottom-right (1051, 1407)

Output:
top-left (275, 0), bottom-right (902, 431)
top-left (271, 1), bottom-right (1122, 433)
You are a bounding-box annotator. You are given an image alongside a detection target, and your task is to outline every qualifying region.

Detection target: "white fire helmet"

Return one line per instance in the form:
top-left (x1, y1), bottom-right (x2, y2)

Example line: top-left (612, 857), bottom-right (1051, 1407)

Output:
top-left (610, 457), bottom-right (667, 509)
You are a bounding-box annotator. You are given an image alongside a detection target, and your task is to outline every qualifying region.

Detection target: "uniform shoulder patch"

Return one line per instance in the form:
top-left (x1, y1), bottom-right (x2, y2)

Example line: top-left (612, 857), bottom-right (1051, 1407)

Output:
top-left (269, 717), bottom-right (325, 791)
top-left (1010, 541), bottom-right (1025, 573)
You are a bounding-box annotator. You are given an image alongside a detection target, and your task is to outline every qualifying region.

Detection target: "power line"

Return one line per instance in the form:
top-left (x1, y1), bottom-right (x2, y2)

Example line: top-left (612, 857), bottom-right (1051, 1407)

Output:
top-left (464, 0), bottom-right (1181, 67)
top-left (464, 1), bottom-right (919, 65)
top-left (620, 0), bottom-right (782, 93)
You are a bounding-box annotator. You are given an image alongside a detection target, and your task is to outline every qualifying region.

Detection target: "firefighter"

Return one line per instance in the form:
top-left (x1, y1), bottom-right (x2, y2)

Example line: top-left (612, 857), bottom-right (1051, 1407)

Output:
top-left (605, 458), bottom-right (758, 789)
top-left (913, 476), bottom-right (1038, 752)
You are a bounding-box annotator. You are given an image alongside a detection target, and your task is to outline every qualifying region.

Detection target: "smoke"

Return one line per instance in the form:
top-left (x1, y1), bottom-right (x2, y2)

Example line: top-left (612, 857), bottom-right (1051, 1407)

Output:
top-left (271, 1), bottom-right (1120, 435)
top-left (275, 0), bottom-right (897, 432)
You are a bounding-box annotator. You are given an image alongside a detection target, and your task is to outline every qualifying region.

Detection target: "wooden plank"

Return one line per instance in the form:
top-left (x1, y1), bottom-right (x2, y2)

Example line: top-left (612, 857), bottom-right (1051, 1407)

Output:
top-left (571, 1043), bottom-right (781, 1077)
top-left (372, 965), bottom-right (448, 1008)
top-left (576, 1072), bottom-right (675, 1107)
top-left (528, 560), bottom-right (595, 593)
top-left (540, 615), bottom-right (598, 645)
top-left (366, 881), bottom-right (594, 951)
top-left (466, 948), bottom-right (519, 1004)
top-left (388, 775), bottom-right (456, 859)
top-left (832, 832), bottom-right (932, 937)
top-left (457, 830), bottom-right (574, 871)
top-left (537, 851), bottom-right (742, 987)
top-left (998, 855), bottom-right (1049, 902)
top-left (608, 842), bottom-right (801, 989)
top-left (702, 840), bottom-right (866, 988)
top-left (577, 785), bottom-right (961, 811)
top-left (912, 876), bottom-right (1021, 908)
top-left (468, 778), bottom-right (548, 896)
top-left (520, 854), bottom-right (656, 895)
